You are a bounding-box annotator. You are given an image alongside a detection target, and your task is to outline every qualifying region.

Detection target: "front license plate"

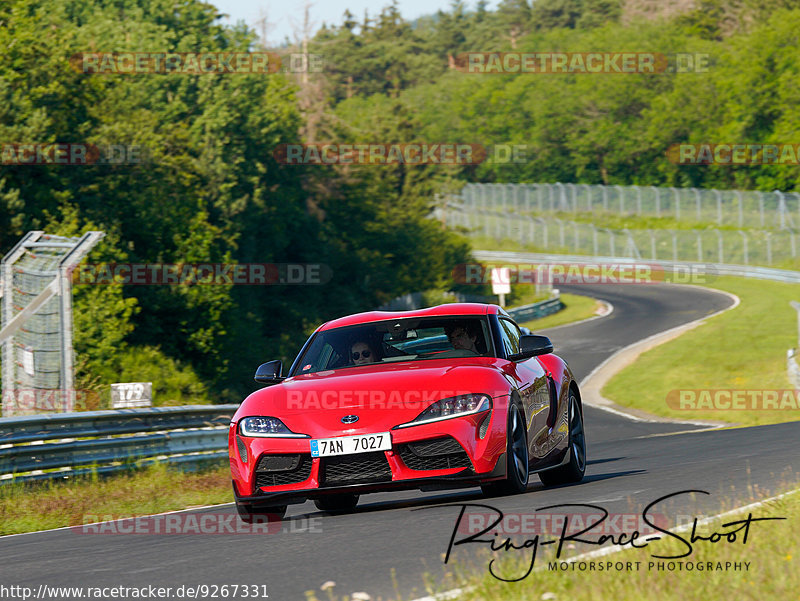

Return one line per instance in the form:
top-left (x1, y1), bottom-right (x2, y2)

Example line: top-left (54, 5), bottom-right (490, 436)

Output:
top-left (310, 432), bottom-right (391, 458)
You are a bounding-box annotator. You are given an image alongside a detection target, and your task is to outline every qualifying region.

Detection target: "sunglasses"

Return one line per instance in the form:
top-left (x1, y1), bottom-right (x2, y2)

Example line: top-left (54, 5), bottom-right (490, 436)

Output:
top-left (351, 350), bottom-right (371, 360)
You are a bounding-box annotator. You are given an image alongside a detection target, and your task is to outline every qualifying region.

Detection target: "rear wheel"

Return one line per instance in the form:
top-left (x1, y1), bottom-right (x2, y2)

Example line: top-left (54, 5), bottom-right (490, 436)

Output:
top-left (539, 391), bottom-right (586, 486)
top-left (314, 493), bottom-right (359, 513)
top-left (235, 502), bottom-right (287, 524)
top-left (481, 403), bottom-right (529, 496)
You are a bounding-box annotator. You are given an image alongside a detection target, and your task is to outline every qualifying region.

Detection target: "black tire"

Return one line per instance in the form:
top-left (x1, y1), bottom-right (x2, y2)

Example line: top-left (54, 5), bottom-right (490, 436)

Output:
top-left (235, 502), bottom-right (287, 524)
top-left (539, 390), bottom-right (586, 487)
top-left (481, 403), bottom-right (529, 497)
top-left (313, 493), bottom-right (359, 513)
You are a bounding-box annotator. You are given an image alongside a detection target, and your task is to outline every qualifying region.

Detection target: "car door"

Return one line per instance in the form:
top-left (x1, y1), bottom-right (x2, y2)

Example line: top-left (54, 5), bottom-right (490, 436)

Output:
top-left (497, 317), bottom-right (554, 461)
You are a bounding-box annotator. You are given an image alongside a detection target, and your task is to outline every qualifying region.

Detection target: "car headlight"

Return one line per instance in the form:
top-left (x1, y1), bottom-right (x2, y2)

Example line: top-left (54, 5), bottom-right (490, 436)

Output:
top-left (395, 393), bottom-right (492, 428)
top-left (239, 416), bottom-right (308, 438)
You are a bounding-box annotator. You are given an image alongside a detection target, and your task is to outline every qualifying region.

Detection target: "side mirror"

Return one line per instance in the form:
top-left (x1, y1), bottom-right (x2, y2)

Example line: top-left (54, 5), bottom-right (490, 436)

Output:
top-left (255, 360), bottom-right (284, 385)
top-left (509, 335), bottom-right (554, 361)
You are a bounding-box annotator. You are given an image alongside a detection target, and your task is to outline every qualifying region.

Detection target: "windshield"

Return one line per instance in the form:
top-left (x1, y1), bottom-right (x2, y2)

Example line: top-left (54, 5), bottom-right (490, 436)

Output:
top-left (290, 316), bottom-right (494, 375)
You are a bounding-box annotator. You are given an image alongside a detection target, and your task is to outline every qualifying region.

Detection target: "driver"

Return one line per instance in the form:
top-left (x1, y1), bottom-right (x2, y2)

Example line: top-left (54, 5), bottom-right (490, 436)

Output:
top-left (445, 323), bottom-right (480, 354)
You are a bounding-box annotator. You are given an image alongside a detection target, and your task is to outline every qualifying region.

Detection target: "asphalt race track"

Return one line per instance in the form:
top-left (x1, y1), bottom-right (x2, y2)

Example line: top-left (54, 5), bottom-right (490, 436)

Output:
top-left (2, 283), bottom-right (798, 600)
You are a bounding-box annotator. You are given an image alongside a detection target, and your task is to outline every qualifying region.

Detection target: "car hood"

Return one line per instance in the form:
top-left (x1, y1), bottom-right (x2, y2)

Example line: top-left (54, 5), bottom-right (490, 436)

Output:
top-left (233, 358), bottom-right (512, 436)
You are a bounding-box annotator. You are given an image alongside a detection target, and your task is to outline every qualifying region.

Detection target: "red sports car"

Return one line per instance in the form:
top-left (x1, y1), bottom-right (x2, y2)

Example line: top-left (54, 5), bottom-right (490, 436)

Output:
top-left (229, 303), bottom-right (586, 522)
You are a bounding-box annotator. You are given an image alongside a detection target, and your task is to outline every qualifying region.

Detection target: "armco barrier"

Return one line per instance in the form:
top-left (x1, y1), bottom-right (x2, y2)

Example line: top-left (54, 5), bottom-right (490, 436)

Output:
top-left (507, 297), bottom-right (564, 323)
top-left (0, 404), bottom-right (238, 483)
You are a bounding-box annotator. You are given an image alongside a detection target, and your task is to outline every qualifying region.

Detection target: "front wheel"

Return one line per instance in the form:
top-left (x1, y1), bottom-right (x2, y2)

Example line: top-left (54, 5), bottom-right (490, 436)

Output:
top-left (539, 391), bottom-right (586, 487)
top-left (235, 502), bottom-right (287, 524)
top-left (482, 403), bottom-right (529, 496)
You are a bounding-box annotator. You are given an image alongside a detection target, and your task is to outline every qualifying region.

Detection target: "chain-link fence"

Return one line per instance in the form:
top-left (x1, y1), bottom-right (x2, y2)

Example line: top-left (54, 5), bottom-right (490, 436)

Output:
top-left (456, 183), bottom-right (800, 230)
top-left (442, 208), bottom-right (797, 267)
top-left (1, 231), bottom-right (104, 416)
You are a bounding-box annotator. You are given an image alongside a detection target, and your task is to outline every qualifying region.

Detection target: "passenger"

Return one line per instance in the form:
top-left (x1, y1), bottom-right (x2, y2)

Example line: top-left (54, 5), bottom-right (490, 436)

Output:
top-left (350, 340), bottom-right (377, 365)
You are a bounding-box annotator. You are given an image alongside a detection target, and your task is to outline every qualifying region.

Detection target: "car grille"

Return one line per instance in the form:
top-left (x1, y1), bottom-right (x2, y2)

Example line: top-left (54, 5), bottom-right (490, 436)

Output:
top-left (397, 437), bottom-right (473, 471)
top-left (319, 451), bottom-right (392, 487)
top-left (255, 454), bottom-right (312, 487)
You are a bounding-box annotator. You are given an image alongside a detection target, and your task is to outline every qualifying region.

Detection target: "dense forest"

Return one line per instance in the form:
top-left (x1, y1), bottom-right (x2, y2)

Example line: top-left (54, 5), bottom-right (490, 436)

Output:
top-left (1, 0), bottom-right (799, 403)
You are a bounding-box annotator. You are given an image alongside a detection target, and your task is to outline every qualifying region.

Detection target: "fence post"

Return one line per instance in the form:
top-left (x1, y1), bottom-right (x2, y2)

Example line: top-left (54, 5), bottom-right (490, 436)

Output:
top-left (736, 190), bottom-right (743, 227)
top-left (672, 187), bottom-right (680, 220)
top-left (695, 188), bottom-right (701, 221)
top-left (758, 191), bottom-right (765, 227)
top-left (714, 189), bottom-right (722, 225)
top-left (650, 186), bottom-right (660, 217)
top-left (696, 231), bottom-right (703, 262)
top-left (602, 187), bottom-right (608, 211)
top-left (776, 190), bottom-right (786, 230)
top-left (738, 231), bottom-right (748, 265)
top-left (572, 221), bottom-right (580, 252)
top-left (636, 186), bottom-right (642, 215)
top-left (616, 185), bottom-right (625, 215)
top-left (671, 230), bottom-right (678, 261)
top-left (766, 231), bottom-right (772, 265)
top-left (714, 229), bottom-right (723, 263)
top-left (592, 225), bottom-right (598, 255)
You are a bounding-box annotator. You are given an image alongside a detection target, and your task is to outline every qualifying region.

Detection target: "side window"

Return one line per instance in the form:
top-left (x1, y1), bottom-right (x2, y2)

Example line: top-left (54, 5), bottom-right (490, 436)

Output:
top-left (499, 318), bottom-right (521, 357)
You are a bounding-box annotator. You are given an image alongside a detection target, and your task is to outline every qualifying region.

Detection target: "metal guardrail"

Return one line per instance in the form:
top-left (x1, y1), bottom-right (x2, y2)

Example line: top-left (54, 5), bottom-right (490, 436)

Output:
top-left (0, 405), bottom-right (238, 483)
top-left (507, 297), bottom-right (564, 323)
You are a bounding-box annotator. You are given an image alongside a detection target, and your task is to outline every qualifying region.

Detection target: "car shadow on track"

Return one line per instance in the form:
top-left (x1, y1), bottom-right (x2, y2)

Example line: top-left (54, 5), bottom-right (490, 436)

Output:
top-left (288, 467), bottom-right (645, 519)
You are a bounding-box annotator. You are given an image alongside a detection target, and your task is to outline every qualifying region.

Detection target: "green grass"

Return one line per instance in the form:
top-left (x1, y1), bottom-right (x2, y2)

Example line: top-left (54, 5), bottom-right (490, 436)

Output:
top-left (526, 210), bottom-right (766, 232)
top-left (602, 276), bottom-right (800, 427)
top-left (0, 463), bottom-right (233, 535)
top-left (521, 293), bottom-right (603, 331)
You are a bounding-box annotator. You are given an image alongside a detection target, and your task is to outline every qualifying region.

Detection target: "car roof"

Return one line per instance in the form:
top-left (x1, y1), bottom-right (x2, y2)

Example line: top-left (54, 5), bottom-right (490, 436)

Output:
top-left (318, 303), bottom-right (503, 331)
